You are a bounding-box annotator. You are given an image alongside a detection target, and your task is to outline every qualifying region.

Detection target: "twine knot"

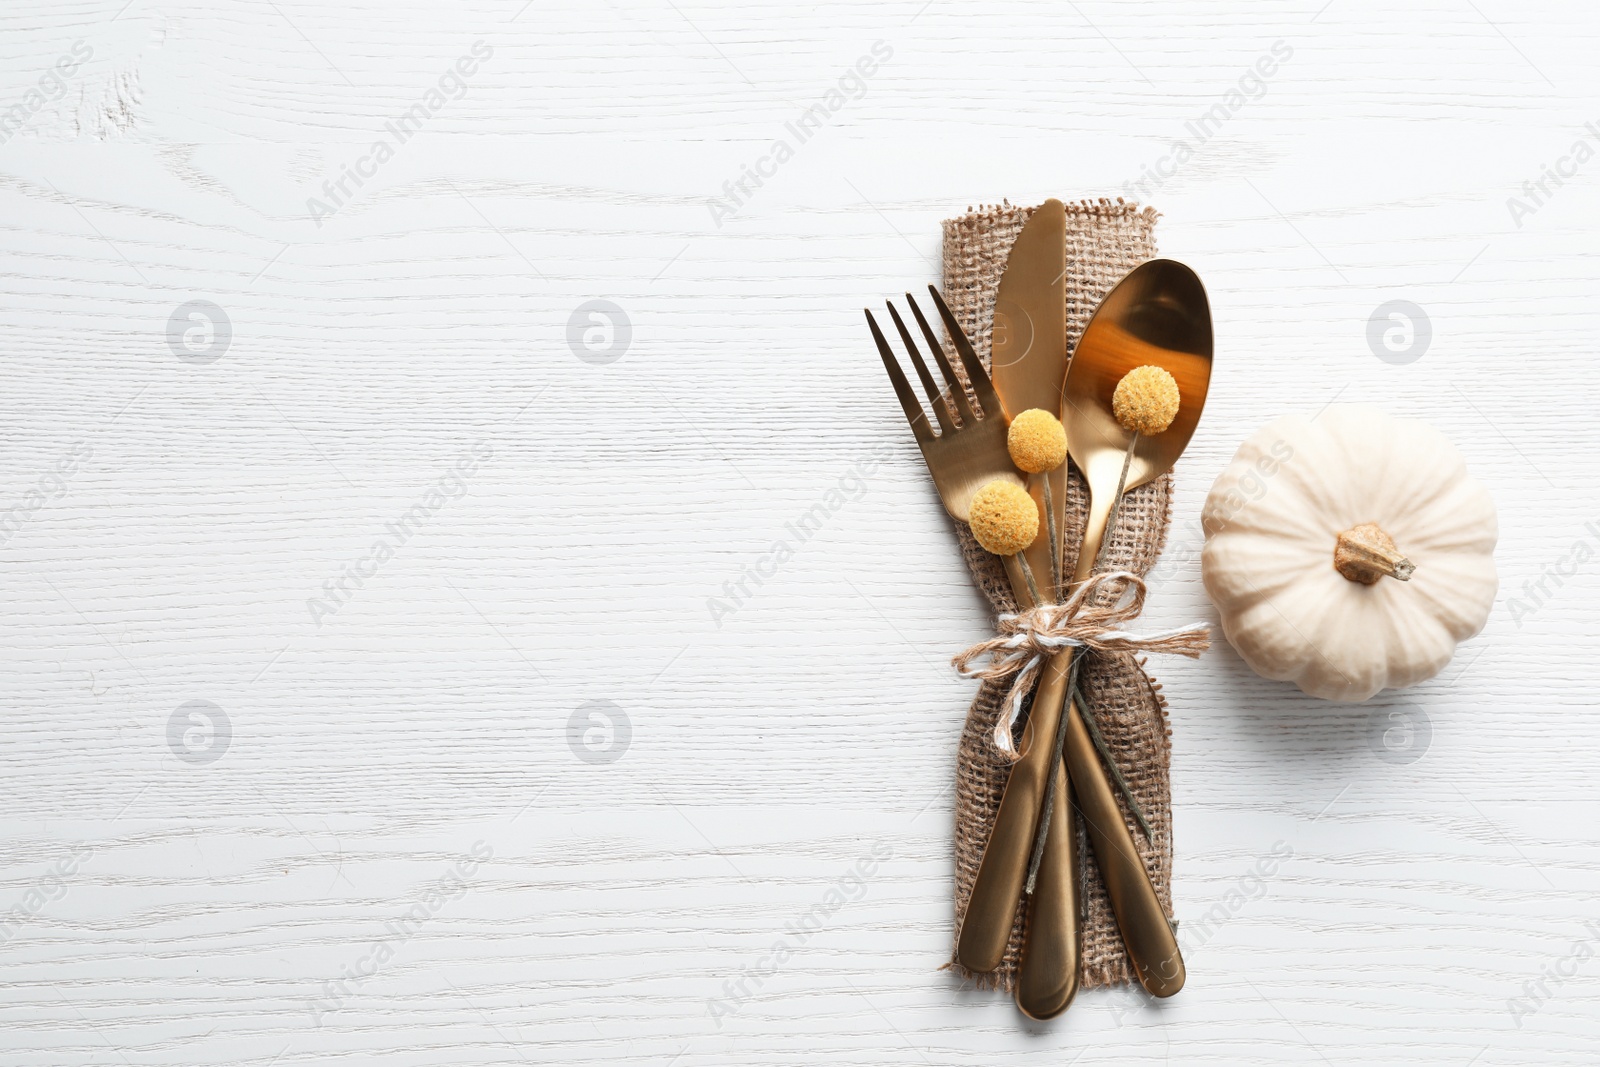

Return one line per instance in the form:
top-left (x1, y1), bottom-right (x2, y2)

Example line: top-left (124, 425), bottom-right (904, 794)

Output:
top-left (951, 570), bottom-right (1209, 761)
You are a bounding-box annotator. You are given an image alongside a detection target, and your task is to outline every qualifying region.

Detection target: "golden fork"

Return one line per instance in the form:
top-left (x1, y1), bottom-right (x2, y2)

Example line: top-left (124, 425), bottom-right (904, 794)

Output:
top-left (865, 288), bottom-right (1080, 1014)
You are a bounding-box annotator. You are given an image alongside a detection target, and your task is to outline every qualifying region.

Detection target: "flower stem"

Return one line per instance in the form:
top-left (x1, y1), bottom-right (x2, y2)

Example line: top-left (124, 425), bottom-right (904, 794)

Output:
top-left (1073, 675), bottom-right (1154, 842)
top-left (1041, 474), bottom-right (1060, 597)
top-left (1015, 552), bottom-right (1042, 608)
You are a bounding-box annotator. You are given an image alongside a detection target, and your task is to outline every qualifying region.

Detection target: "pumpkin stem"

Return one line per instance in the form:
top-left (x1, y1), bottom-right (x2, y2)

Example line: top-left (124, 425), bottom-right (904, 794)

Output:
top-left (1334, 523), bottom-right (1415, 584)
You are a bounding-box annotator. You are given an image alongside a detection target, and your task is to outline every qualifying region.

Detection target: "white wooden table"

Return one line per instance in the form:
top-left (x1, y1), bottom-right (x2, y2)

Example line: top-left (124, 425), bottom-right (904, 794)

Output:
top-left (3, 2), bottom-right (1597, 1063)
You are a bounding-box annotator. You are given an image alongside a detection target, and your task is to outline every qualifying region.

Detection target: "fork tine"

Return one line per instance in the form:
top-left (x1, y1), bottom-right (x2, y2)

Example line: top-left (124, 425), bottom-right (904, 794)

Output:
top-left (928, 285), bottom-right (1003, 418)
top-left (905, 292), bottom-right (975, 425)
top-left (865, 309), bottom-right (933, 443)
top-left (885, 303), bottom-right (955, 434)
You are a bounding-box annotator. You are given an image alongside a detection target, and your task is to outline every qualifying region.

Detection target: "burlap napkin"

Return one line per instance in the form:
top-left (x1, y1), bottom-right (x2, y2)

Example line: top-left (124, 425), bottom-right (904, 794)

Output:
top-left (942, 199), bottom-right (1175, 991)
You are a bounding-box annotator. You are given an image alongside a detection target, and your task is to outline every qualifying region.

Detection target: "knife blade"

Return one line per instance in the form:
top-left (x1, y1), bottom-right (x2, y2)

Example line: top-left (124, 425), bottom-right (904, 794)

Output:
top-left (991, 198), bottom-right (1069, 594)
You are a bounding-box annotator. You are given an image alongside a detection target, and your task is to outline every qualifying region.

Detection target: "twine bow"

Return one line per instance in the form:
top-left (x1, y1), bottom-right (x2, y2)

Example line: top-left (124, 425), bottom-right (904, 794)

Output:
top-left (952, 570), bottom-right (1210, 761)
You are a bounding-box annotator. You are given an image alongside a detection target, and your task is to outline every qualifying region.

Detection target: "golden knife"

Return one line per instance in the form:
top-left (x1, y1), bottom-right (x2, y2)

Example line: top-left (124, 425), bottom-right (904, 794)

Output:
top-left (955, 198), bottom-right (1080, 1019)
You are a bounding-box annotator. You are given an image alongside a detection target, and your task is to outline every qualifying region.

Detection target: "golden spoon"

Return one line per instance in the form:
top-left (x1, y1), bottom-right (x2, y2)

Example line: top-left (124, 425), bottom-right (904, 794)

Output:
top-left (1054, 258), bottom-right (1211, 999)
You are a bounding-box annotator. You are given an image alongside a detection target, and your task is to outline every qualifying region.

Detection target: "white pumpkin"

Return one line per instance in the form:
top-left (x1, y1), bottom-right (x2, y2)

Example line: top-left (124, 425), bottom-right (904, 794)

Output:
top-left (1201, 405), bottom-right (1496, 702)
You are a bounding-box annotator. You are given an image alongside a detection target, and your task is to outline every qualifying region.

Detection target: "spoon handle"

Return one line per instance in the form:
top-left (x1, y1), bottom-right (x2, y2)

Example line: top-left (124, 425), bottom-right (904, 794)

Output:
top-left (1062, 696), bottom-right (1185, 997)
top-left (1057, 487), bottom-right (1183, 996)
top-left (1070, 486), bottom-right (1116, 585)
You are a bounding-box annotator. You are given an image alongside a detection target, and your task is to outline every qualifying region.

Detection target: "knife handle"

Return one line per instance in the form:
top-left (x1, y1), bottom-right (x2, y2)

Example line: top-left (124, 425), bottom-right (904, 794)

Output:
top-left (1015, 756), bottom-right (1080, 1019)
top-left (1063, 696), bottom-right (1185, 997)
top-left (955, 650), bottom-right (1073, 973)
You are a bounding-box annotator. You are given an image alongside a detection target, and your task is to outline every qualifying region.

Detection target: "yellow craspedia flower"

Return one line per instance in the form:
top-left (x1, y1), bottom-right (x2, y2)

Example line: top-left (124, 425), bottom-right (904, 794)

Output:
top-left (968, 480), bottom-right (1039, 556)
top-left (1007, 408), bottom-right (1067, 474)
top-left (1112, 365), bottom-right (1181, 435)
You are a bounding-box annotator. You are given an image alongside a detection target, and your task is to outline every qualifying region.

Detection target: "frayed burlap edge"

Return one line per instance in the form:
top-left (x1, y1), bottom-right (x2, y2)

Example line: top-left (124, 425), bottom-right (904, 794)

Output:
top-left (942, 199), bottom-right (1176, 992)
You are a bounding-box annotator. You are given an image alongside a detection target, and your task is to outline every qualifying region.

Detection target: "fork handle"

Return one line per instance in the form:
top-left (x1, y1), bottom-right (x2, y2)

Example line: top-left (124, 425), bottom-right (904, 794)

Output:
top-left (955, 651), bottom-right (1072, 973)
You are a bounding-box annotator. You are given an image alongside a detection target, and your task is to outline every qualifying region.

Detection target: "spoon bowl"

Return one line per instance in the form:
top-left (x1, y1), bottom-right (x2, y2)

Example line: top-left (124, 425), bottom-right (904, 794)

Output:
top-left (1065, 259), bottom-right (1213, 579)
